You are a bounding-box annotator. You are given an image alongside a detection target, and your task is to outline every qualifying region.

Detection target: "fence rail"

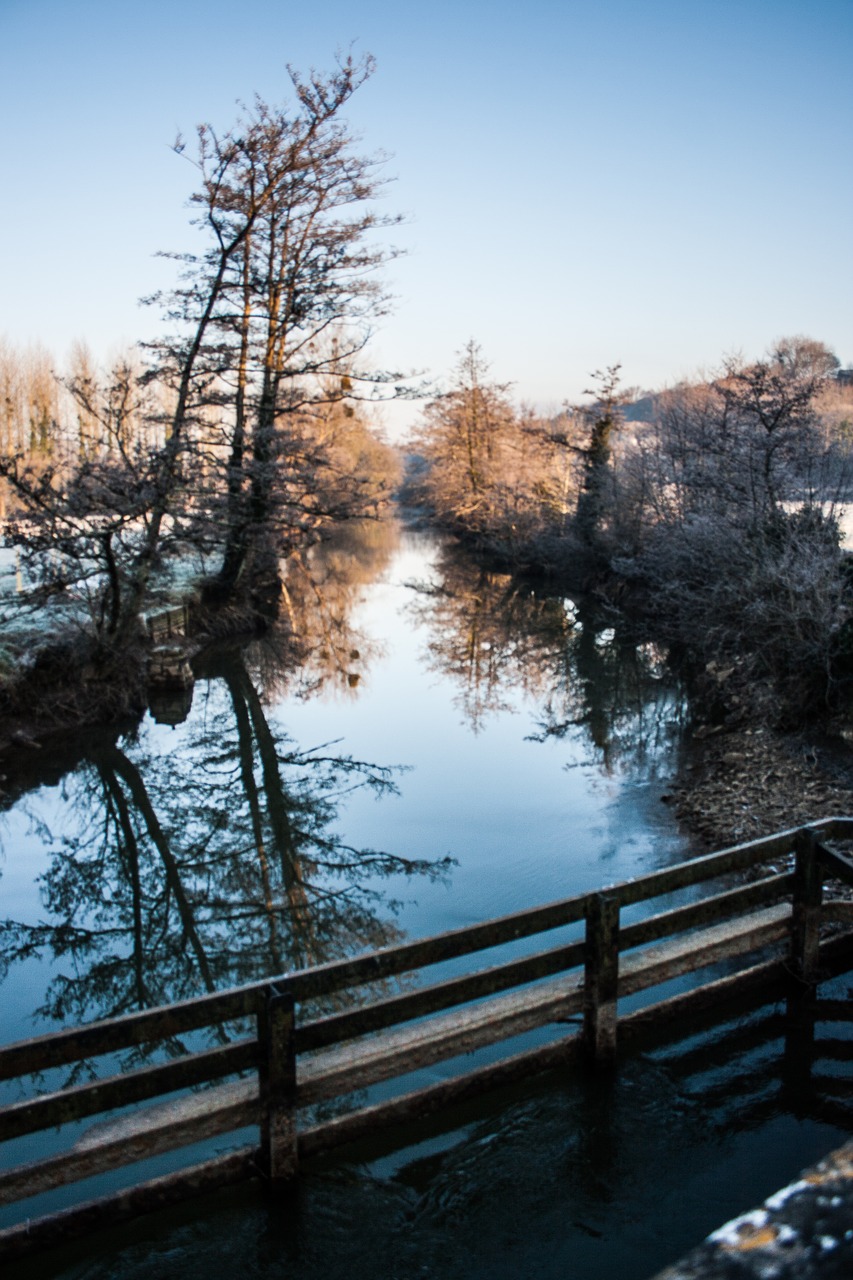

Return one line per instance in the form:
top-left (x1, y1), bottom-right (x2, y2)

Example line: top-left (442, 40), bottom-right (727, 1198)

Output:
top-left (2, 816), bottom-right (853, 1262)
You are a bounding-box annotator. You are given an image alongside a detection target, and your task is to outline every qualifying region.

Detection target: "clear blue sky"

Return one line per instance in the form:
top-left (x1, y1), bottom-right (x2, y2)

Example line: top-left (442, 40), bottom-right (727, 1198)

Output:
top-left (1, 0), bottom-right (850, 432)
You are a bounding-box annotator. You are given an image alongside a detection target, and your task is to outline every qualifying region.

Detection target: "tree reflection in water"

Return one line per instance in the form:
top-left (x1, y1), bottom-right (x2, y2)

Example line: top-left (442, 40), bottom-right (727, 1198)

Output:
top-left (273, 518), bottom-right (396, 701)
top-left (0, 523), bottom-right (685, 1076)
top-left (408, 544), bottom-right (686, 772)
top-left (0, 522), bottom-right (451, 1069)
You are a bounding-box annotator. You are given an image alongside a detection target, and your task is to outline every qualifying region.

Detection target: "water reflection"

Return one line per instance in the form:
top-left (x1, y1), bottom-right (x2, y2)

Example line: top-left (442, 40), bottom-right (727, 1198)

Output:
top-left (275, 518), bottom-right (397, 700)
top-left (407, 545), bottom-right (685, 771)
top-left (0, 520), bottom-right (690, 1059)
top-left (0, 649), bottom-right (450, 1063)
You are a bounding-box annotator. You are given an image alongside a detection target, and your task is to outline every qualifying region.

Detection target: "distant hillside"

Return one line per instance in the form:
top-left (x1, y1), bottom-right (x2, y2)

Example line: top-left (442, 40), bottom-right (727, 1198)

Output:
top-left (622, 394), bottom-right (659, 423)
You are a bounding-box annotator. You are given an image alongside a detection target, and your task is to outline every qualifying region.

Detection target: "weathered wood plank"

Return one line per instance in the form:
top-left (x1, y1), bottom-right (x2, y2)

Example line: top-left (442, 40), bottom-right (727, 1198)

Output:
top-left (48, 971), bottom-right (585, 1174)
top-left (619, 873), bottom-right (794, 952)
top-left (822, 898), bottom-right (853, 922)
top-left (54, 909), bottom-right (801, 1150)
top-left (289, 927), bottom-right (853, 1165)
top-left (824, 816), bottom-right (853, 839)
top-left (70, 1077), bottom-right (259, 1152)
top-left (614, 829), bottom-right (799, 908)
top-left (618, 903), bottom-right (791, 998)
top-left (0, 989), bottom-right (263, 1083)
top-left (0, 1081), bottom-right (258, 1206)
top-left (0, 897), bottom-right (589, 1081)
top-left (297, 974), bottom-right (586, 1106)
top-left (287, 895), bottom-right (590, 1002)
top-left (21, 904), bottom-right (793, 1146)
top-left (292, 825), bottom-right (804, 999)
top-left (296, 938), bottom-right (586, 1054)
top-left (808, 926), bottom-right (853, 976)
top-left (820, 844), bottom-right (853, 889)
top-left (1, 818), bottom-right (851, 1254)
top-left (3, 921), bottom-right (850, 1243)
top-left (298, 905), bottom-right (793, 1103)
top-left (0, 1038), bottom-right (257, 1142)
top-left (618, 956), bottom-right (790, 1047)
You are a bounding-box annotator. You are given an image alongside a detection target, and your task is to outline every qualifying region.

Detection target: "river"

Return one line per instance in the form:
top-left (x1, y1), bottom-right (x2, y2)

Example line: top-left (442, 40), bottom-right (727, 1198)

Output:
top-left (1, 519), bottom-right (850, 1279)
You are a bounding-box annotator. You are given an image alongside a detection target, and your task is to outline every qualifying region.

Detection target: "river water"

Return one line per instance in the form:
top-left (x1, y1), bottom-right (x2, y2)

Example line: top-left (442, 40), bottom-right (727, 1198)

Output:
top-left (1, 519), bottom-right (850, 1279)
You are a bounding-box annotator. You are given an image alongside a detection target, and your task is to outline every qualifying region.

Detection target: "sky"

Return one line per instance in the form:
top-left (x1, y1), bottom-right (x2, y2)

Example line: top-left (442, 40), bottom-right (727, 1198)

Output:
top-left (1, 0), bottom-right (851, 435)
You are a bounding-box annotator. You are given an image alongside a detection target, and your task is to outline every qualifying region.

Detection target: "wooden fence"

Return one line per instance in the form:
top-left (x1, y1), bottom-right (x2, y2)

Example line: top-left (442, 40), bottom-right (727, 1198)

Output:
top-left (3, 817), bottom-right (853, 1261)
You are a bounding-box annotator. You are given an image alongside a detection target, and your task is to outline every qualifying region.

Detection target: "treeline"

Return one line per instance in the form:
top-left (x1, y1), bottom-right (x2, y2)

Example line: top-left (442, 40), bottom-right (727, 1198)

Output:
top-left (409, 338), bottom-right (853, 719)
top-left (0, 55), bottom-right (399, 691)
top-left (3, 49), bottom-right (852, 734)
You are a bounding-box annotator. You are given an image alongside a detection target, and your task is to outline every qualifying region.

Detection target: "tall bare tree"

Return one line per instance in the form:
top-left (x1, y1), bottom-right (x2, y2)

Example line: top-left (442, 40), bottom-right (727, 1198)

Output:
top-left (147, 54), bottom-right (402, 611)
top-left (0, 54), bottom-right (401, 668)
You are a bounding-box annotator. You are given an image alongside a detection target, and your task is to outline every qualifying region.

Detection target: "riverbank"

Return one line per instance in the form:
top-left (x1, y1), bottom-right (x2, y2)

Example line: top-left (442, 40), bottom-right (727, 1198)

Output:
top-left (4, 508), bottom-right (853, 850)
top-left (0, 589), bottom-right (276, 760)
top-left (669, 720), bottom-right (853, 851)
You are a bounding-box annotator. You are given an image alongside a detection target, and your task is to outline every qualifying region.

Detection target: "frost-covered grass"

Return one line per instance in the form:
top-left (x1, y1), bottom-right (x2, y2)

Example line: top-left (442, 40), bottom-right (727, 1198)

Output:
top-left (0, 538), bottom-right (215, 674)
top-left (143, 542), bottom-right (214, 612)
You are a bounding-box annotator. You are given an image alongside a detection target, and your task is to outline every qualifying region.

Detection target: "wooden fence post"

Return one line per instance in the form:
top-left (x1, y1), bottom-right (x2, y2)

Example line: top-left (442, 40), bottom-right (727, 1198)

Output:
top-left (791, 829), bottom-right (822, 984)
top-left (583, 892), bottom-right (620, 1065)
top-left (258, 985), bottom-right (297, 1182)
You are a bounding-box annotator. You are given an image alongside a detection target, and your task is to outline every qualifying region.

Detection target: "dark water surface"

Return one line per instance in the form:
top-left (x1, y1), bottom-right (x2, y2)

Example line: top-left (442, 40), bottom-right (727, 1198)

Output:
top-left (1, 521), bottom-right (850, 1278)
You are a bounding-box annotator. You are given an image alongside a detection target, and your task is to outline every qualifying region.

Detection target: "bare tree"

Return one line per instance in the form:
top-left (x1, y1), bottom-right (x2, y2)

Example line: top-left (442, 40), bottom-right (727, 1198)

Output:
top-left (146, 54), bottom-right (403, 611)
top-left (610, 338), bottom-right (853, 715)
top-left (714, 336), bottom-right (839, 518)
top-left (0, 54), bottom-right (403, 675)
top-left (0, 350), bottom-right (176, 647)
